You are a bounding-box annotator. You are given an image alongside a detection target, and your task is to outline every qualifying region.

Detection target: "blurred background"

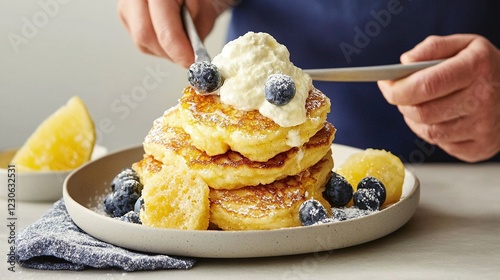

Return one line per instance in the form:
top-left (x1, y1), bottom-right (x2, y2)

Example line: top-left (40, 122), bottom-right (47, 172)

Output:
top-left (0, 1), bottom-right (230, 152)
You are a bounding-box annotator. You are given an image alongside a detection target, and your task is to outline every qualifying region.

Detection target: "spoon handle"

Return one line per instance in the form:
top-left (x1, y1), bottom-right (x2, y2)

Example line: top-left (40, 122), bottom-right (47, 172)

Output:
top-left (303, 59), bottom-right (445, 82)
top-left (182, 6), bottom-right (211, 62)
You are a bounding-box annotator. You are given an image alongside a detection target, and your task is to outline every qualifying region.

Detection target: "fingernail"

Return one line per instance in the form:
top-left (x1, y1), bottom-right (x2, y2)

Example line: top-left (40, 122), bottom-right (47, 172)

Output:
top-left (400, 52), bottom-right (415, 64)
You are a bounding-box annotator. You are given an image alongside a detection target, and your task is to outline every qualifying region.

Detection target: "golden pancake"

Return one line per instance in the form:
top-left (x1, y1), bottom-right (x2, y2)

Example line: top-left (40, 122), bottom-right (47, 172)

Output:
top-left (143, 106), bottom-right (336, 190)
top-left (133, 156), bottom-right (210, 230)
top-left (209, 152), bottom-right (333, 231)
top-left (177, 86), bottom-right (330, 162)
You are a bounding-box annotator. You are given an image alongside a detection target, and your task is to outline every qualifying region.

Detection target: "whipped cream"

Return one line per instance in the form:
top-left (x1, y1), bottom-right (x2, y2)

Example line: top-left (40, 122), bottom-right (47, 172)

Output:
top-left (212, 32), bottom-right (312, 127)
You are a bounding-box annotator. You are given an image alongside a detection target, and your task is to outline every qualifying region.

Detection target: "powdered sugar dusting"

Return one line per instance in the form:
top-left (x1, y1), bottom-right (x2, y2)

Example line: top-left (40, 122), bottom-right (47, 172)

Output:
top-left (316, 207), bottom-right (377, 225)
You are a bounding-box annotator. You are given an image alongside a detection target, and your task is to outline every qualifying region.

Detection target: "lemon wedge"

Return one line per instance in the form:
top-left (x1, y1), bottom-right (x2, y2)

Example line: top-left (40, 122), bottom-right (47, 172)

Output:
top-left (12, 96), bottom-right (96, 171)
top-left (336, 148), bottom-right (405, 206)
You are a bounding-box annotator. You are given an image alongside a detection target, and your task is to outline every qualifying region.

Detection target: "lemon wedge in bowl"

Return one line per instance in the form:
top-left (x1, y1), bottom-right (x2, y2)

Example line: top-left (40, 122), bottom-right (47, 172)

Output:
top-left (11, 96), bottom-right (96, 171)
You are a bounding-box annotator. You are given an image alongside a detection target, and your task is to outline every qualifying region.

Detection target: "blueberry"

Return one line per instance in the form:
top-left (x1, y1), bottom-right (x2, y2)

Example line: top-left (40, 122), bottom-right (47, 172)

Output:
top-left (264, 74), bottom-right (296, 106)
top-left (111, 167), bottom-right (139, 191)
top-left (103, 179), bottom-right (142, 217)
top-left (357, 177), bottom-right (386, 206)
top-left (118, 211), bottom-right (141, 224)
top-left (103, 192), bottom-right (117, 216)
top-left (353, 188), bottom-right (381, 211)
top-left (112, 191), bottom-right (140, 217)
top-left (188, 61), bottom-right (223, 93)
top-left (299, 199), bottom-right (329, 226)
top-left (134, 196), bottom-right (144, 213)
top-left (118, 179), bottom-right (143, 195)
top-left (323, 173), bottom-right (354, 207)
top-left (331, 208), bottom-right (347, 221)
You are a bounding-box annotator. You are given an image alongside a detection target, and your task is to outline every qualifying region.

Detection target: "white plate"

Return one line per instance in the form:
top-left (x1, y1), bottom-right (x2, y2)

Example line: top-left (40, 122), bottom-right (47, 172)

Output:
top-left (63, 144), bottom-right (419, 258)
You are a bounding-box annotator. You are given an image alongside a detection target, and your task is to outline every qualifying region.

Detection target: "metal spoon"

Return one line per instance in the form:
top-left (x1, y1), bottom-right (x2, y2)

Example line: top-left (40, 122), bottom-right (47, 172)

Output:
top-left (182, 5), bottom-right (211, 62)
top-left (182, 6), bottom-right (443, 82)
top-left (303, 60), bottom-right (445, 82)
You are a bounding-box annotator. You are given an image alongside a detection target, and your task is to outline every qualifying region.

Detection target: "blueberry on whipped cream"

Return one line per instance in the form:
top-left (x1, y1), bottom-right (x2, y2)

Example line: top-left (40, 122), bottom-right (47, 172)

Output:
top-left (264, 74), bottom-right (296, 106)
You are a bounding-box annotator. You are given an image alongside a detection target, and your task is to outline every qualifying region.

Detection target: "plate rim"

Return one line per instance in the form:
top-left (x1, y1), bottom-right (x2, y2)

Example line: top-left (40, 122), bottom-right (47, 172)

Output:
top-left (63, 144), bottom-right (420, 258)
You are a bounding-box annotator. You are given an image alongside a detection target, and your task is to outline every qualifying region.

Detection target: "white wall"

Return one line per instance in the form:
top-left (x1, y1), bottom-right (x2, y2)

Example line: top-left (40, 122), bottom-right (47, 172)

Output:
top-left (0, 0), bottom-right (230, 152)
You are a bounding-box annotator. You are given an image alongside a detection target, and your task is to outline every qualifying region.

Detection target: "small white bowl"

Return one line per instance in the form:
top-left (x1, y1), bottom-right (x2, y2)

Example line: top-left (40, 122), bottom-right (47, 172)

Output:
top-left (0, 145), bottom-right (107, 202)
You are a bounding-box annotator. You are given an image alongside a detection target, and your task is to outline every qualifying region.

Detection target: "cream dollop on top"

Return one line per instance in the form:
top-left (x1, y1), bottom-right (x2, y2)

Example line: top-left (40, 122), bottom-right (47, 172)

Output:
top-left (212, 32), bottom-right (312, 127)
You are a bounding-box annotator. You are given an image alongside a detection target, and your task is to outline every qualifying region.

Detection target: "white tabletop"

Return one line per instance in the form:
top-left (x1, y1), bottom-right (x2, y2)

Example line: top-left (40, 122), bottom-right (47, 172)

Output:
top-left (2, 163), bottom-right (500, 279)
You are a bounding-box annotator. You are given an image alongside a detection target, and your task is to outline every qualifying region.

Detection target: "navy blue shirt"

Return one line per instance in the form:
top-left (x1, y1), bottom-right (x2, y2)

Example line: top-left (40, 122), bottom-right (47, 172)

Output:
top-left (227, 0), bottom-right (500, 162)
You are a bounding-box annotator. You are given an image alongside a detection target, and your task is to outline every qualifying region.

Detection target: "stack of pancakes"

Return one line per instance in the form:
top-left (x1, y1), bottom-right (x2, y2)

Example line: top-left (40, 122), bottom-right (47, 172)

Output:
top-left (133, 86), bottom-right (335, 230)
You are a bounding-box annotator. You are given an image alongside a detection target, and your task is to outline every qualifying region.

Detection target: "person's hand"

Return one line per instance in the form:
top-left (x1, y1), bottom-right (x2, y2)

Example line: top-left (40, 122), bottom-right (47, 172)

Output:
top-left (378, 34), bottom-right (500, 162)
top-left (118, 0), bottom-right (230, 68)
